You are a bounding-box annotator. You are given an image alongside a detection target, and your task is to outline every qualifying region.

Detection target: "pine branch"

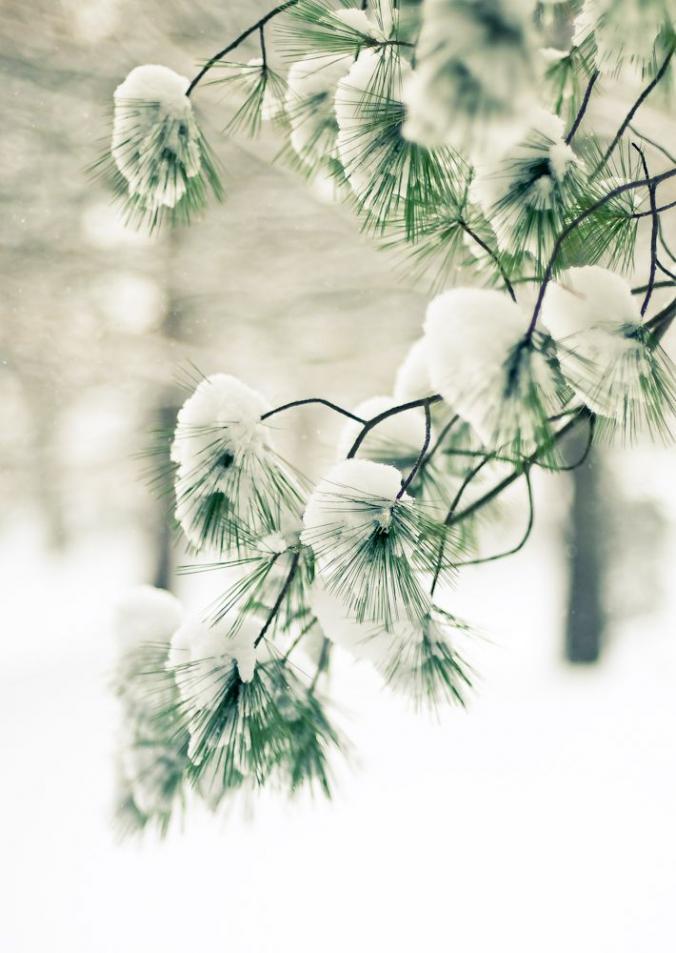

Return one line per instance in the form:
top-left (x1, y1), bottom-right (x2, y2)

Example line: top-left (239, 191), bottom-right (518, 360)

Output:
top-left (346, 395), bottom-right (444, 459)
top-left (420, 413), bottom-right (460, 473)
top-left (632, 144), bottom-right (660, 315)
top-left (633, 200), bottom-right (676, 219)
top-left (645, 295), bottom-right (676, 343)
top-left (255, 550), bottom-right (301, 646)
top-left (397, 400), bottom-right (432, 498)
top-left (447, 410), bottom-right (591, 528)
top-left (261, 397), bottom-right (367, 424)
top-left (456, 470), bottom-right (534, 567)
top-left (187, 1), bottom-right (299, 96)
top-left (527, 168), bottom-right (676, 337)
top-left (459, 220), bottom-right (516, 301)
top-left (628, 123), bottom-right (676, 165)
top-left (565, 69), bottom-right (599, 144)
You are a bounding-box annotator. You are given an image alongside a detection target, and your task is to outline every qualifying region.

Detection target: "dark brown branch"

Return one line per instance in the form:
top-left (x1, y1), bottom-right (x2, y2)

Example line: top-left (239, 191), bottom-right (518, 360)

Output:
top-left (459, 220), bottom-right (516, 301)
top-left (456, 470), bottom-right (534, 566)
top-left (447, 411), bottom-right (590, 528)
top-left (565, 69), bottom-right (599, 144)
top-left (261, 397), bottom-right (367, 424)
top-left (632, 144), bottom-right (659, 315)
top-left (255, 550), bottom-right (301, 647)
top-left (346, 395), bottom-right (444, 459)
top-left (645, 295), bottom-right (676, 344)
top-left (420, 413), bottom-right (460, 474)
top-left (593, 45), bottom-right (673, 176)
top-left (187, 0), bottom-right (299, 96)
top-left (632, 200), bottom-right (676, 219)
top-left (397, 400), bottom-right (432, 498)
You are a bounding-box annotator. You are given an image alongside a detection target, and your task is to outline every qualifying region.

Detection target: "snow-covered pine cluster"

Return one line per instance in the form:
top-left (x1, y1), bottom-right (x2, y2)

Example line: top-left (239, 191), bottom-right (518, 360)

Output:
top-left (106, 0), bottom-right (676, 832)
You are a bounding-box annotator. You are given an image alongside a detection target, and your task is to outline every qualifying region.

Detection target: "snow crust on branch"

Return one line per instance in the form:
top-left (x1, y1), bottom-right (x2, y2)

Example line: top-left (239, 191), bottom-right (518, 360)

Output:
top-left (541, 265), bottom-right (645, 415)
top-left (424, 289), bottom-right (523, 428)
top-left (542, 265), bottom-right (639, 340)
top-left (335, 49), bottom-right (410, 202)
top-left (311, 580), bottom-right (424, 668)
top-left (332, 2), bottom-right (396, 41)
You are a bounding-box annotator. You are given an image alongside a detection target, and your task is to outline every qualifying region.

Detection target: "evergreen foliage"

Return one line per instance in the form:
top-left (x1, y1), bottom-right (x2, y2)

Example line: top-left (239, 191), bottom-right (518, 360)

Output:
top-left (105, 0), bottom-right (676, 829)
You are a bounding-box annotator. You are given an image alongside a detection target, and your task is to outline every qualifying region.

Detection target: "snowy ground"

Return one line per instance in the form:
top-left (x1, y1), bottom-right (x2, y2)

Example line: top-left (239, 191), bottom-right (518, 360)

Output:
top-left (2, 482), bottom-right (676, 953)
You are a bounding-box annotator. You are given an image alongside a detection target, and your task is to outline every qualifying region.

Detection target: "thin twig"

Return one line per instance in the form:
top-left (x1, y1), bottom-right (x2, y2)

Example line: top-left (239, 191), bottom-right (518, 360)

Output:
top-left (429, 453), bottom-right (494, 597)
top-left (309, 638), bottom-right (331, 692)
top-left (347, 395), bottom-right (444, 459)
top-left (187, 0), bottom-right (299, 96)
top-left (527, 168), bottom-right (676, 336)
top-left (255, 550), bottom-right (300, 646)
top-left (632, 144), bottom-right (659, 315)
top-left (259, 24), bottom-right (268, 70)
top-left (420, 413), bottom-right (460, 474)
top-left (628, 123), bottom-right (676, 165)
top-left (631, 279), bottom-right (676, 294)
top-left (261, 397), bottom-right (367, 424)
top-left (456, 470), bottom-right (534, 567)
top-left (645, 295), bottom-right (676, 343)
top-left (397, 400), bottom-right (432, 498)
top-left (459, 220), bottom-right (516, 301)
top-left (632, 200), bottom-right (676, 219)
top-left (657, 259), bottom-right (676, 281)
top-left (592, 46), bottom-right (674, 176)
top-left (447, 411), bottom-right (590, 527)
top-left (565, 69), bottom-right (599, 144)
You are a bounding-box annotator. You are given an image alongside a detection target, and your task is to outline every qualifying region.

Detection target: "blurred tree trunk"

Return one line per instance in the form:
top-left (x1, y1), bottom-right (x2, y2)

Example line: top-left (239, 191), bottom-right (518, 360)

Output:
top-left (565, 433), bottom-right (605, 663)
top-left (21, 376), bottom-right (68, 551)
top-left (152, 232), bottom-right (183, 591)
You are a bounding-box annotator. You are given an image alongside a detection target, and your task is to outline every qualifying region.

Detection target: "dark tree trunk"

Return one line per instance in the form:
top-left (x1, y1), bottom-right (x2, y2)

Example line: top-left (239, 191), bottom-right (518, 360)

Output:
top-left (565, 435), bottom-right (605, 663)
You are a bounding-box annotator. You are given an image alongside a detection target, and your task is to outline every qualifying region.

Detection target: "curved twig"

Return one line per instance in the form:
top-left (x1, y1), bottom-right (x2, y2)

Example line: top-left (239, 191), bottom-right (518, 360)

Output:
top-left (456, 470), bottom-right (534, 567)
top-left (397, 400), bottom-right (432, 498)
top-left (255, 549), bottom-right (300, 647)
top-left (527, 168), bottom-right (676, 337)
top-left (187, 1), bottom-right (299, 96)
top-left (261, 397), bottom-right (367, 424)
top-left (565, 69), bottom-right (599, 144)
top-left (592, 46), bottom-right (674, 177)
top-left (632, 144), bottom-right (659, 315)
top-left (347, 395), bottom-right (444, 459)
top-left (459, 220), bottom-right (516, 301)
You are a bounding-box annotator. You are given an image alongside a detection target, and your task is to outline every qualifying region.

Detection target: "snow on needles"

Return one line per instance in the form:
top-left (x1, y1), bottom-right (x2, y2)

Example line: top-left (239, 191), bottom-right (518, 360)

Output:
top-left (335, 49), bottom-right (410, 204)
top-left (169, 612), bottom-right (259, 706)
top-left (424, 289), bottom-right (523, 433)
top-left (302, 458), bottom-right (405, 545)
top-left (171, 373), bottom-right (270, 474)
top-left (112, 65), bottom-right (202, 211)
top-left (541, 265), bottom-right (644, 416)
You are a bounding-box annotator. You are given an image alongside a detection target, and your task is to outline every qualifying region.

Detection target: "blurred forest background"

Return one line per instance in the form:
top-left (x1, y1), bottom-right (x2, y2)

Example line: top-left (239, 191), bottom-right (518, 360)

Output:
top-left (2, 2), bottom-right (676, 951)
